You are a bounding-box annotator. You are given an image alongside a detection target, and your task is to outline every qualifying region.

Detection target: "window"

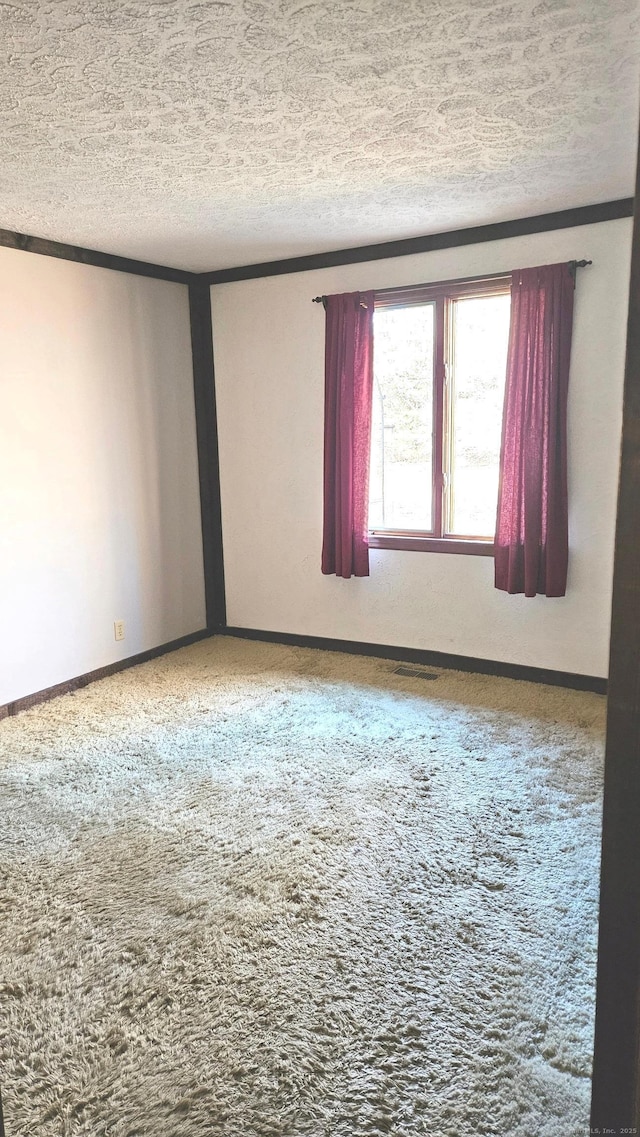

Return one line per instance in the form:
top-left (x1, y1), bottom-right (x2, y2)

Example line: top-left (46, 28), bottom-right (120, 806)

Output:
top-left (368, 276), bottom-right (511, 554)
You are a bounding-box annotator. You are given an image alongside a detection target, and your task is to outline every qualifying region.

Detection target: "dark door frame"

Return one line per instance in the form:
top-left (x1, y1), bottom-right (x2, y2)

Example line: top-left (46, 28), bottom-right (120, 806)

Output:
top-left (590, 125), bottom-right (640, 1129)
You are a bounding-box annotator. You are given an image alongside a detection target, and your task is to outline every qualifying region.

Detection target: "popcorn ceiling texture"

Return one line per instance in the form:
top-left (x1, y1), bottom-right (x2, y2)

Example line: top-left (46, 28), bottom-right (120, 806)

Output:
top-left (1, 0), bottom-right (639, 270)
top-left (1, 637), bottom-right (603, 1136)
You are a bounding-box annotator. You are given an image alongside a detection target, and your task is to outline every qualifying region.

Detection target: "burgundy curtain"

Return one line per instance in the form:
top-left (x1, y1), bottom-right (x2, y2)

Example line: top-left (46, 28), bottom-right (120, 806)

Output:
top-left (495, 262), bottom-right (575, 597)
top-left (321, 291), bottom-right (375, 578)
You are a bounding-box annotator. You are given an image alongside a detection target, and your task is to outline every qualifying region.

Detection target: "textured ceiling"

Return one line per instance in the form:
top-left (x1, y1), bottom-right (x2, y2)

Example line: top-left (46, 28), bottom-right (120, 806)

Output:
top-left (2, 0), bottom-right (639, 272)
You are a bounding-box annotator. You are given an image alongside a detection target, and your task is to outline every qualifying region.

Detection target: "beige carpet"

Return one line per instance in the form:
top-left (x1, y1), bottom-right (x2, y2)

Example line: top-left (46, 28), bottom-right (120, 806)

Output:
top-left (1, 636), bottom-right (604, 1136)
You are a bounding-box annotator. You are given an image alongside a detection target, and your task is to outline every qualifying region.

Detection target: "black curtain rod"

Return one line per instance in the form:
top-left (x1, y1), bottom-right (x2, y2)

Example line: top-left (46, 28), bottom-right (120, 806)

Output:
top-left (311, 259), bottom-right (593, 304)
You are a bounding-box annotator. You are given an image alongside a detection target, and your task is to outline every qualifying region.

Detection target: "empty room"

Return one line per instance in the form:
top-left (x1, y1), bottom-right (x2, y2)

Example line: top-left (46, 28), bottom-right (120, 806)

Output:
top-left (2, 2), bottom-right (640, 1135)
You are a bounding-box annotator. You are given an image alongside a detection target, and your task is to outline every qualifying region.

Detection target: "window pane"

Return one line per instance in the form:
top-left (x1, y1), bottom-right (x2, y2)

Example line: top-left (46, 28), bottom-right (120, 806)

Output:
top-left (369, 305), bottom-right (434, 531)
top-left (447, 294), bottom-right (510, 538)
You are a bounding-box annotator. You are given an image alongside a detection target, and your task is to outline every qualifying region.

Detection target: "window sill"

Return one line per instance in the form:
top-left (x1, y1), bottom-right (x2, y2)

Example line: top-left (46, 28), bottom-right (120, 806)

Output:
top-left (368, 534), bottom-right (495, 556)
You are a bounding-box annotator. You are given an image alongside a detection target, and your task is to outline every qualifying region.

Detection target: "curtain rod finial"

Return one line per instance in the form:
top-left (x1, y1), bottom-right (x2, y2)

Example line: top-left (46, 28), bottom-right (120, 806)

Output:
top-left (568, 259), bottom-right (595, 284)
top-left (568, 258), bottom-right (593, 279)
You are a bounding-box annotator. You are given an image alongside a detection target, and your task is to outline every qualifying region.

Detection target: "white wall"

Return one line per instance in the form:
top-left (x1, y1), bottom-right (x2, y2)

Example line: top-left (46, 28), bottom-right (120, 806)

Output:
top-left (211, 218), bottom-right (632, 678)
top-left (0, 248), bottom-right (206, 705)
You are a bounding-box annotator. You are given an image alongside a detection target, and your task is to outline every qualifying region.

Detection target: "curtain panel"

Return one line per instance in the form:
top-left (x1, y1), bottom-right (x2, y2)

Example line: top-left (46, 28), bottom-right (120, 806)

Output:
top-left (321, 291), bottom-right (375, 578)
top-left (495, 262), bottom-right (575, 597)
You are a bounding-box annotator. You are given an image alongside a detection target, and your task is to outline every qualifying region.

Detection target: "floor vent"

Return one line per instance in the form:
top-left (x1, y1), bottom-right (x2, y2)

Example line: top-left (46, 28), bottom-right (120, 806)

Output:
top-left (393, 666), bottom-right (440, 680)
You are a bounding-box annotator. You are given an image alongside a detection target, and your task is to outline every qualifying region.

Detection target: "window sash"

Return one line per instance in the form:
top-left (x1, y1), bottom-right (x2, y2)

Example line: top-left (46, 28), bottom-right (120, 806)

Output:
top-left (369, 274), bottom-right (511, 547)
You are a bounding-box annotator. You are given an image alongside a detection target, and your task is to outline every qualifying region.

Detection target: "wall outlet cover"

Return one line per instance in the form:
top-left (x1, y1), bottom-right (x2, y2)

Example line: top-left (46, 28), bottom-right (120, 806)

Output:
top-left (114, 620), bottom-right (125, 641)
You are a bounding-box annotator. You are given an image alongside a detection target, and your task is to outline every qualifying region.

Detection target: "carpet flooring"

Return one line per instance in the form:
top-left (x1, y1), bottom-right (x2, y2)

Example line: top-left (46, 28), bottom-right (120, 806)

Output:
top-left (0, 636), bottom-right (605, 1136)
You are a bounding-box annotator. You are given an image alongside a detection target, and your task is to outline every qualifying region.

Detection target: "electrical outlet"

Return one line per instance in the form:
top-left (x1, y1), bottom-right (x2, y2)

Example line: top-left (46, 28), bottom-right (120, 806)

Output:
top-left (114, 620), bottom-right (125, 642)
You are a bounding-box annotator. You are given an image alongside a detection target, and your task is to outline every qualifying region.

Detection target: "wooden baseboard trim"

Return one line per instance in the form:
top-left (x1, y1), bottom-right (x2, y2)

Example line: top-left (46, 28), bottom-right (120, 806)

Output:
top-left (221, 626), bottom-right (607, 693)
top-left (1, 625), bottom-right (606, 720)
top-left (0, 629), bottom-right (215, 720)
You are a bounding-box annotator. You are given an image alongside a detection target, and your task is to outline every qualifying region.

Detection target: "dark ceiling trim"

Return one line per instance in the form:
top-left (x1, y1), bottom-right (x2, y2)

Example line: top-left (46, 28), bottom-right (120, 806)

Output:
top-left (201, 199), bottom-right (634, 285)
top-left (2, 199), bottom-right (633, 286)
top-left (0, 226), bottom-right (193, 284)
